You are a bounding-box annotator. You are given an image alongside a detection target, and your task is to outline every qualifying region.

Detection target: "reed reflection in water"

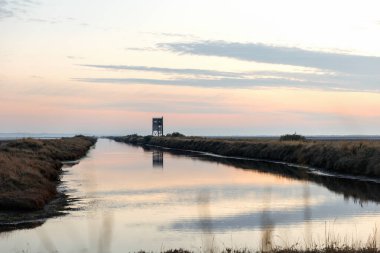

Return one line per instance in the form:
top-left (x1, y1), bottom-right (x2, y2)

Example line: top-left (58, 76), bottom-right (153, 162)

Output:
top-left (153, 150), bottom-right (164, 169)
top-left (303, 184), bottom-right (312, 246)
top-left (261, 188), bottom-right (273, 252)
top-left (198, 190), bottom-right (215, 253)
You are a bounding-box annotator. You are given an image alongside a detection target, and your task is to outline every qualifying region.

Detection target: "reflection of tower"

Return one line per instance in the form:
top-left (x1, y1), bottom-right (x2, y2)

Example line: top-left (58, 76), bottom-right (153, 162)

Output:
top-left (152, 150), bottom-right (164, 168)
top-left (152, 117), bottom-right (164, 136)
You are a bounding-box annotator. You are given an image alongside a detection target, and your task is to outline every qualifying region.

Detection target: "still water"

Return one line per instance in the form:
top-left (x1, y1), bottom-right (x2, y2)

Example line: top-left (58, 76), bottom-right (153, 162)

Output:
top-left (1, 138), bottom-right (380, 252)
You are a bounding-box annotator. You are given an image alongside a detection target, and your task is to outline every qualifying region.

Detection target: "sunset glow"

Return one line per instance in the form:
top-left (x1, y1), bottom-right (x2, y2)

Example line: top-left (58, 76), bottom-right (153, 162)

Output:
top-left (1, 0), bottom-right (380, 135)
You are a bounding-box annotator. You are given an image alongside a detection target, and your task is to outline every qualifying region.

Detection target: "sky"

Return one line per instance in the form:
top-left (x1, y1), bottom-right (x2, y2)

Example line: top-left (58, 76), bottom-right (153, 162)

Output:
top-left (1, 0), bottom-right (380, 136)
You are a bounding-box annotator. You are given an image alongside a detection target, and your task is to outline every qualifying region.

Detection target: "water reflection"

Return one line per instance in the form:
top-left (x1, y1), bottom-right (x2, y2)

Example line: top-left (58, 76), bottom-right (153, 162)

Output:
top-left (142, 144), bottom-right (380, 246)
top-left (2, 139), bottom-right (380, 252)
top-left (152, 150), bottom-right (164, 169)
top-left (152, 146), bottom-right (380, 205)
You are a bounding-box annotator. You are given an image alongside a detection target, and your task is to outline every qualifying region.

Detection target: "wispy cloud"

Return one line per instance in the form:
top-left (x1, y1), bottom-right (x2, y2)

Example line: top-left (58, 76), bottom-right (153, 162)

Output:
top-left (24, 16), bottom-right (93, 27)
top-left (79, 64), bottom-right (243, 78)
top-left (28, 17), bottom-right (57, 24)
top-left (158, 40), bottom-right (380, 75)
top-left (0, 0), bottom-right (13, 19)
top-left (75, 64), bottom-right (380, 92)
top-left (89, 100), bottom-right (237, 114)
top-left (143, 32), bottom-right (198, 40)
top-left (75, 40), bottom-right (380, 92)
top-left (73, 77), bottom-right (347, 91)
top-left (125, 47), bottom-right (159, 52)
top-left (67, 56), bottom-right (85, 60)
top-left (0, 0), bottom-right (36, 20)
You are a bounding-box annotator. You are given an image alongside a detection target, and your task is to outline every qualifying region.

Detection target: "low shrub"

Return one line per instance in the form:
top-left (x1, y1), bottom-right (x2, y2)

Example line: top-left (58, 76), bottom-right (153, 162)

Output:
top-left (166, 132), bottom-right (186, 137)
top-left (280, 133), bottom-right (306, 141)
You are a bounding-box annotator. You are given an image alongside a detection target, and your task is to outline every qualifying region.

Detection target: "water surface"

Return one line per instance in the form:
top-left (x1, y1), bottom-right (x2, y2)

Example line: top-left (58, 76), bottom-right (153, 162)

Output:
top-left (1, 138), bottom-right (380, 252)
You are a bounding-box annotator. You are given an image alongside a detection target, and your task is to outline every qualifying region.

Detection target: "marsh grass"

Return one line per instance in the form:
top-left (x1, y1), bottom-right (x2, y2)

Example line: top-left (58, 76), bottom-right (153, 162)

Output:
top-left (22, 227), bottom-right (380, 253)
top-left (0, 136), bottom-right (96, 211)
top-left (136, 227), bottom-right (380, 253)
top-left (135, 239), bottom-right (380, 253)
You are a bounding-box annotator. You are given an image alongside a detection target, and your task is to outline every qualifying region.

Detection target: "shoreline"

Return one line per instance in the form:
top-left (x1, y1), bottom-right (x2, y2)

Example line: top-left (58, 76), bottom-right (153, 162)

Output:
top-left (140, 144), bottom-right (380, 204)
top-left (0, 135), bottom-right (97, 212)
top-left (145, 143), bottom-right (380, 184)
top-left (111, 135), bottom-right (380, 179)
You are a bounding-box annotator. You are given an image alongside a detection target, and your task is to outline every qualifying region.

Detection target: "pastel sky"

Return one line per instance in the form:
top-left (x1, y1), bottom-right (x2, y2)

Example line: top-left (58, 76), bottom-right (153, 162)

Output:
top-left (1, 0), bottom-right (380, 136)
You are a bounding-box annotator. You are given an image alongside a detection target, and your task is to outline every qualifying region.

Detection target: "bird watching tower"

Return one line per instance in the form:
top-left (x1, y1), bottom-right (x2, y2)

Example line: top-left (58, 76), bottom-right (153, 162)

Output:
top-left (152, 117), bottom-right (164, 136)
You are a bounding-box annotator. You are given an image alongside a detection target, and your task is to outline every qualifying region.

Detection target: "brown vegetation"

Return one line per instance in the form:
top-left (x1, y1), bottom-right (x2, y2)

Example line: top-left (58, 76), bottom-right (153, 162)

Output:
top-left (0, 136), bottom-right (96, 211)
top-left (136, 244), bottom-right (380, 253)
top-left (112, 135), bottom-right (380, 178)
top-left (135, 229), bottom-right (380, 252)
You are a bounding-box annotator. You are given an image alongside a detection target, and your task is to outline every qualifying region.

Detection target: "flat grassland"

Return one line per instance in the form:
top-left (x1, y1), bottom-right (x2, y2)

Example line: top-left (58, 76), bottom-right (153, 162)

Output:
top-left (0, 136), bottom-right (96, 211)
top-left (112, 135), bottom-right (380, 178)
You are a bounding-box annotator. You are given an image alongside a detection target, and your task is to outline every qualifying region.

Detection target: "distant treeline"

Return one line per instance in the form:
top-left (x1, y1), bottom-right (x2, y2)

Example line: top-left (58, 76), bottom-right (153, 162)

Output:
top-left (111, 134), bottom-right (380, 178)
top-left (0, 136), bottom-right (96, 211)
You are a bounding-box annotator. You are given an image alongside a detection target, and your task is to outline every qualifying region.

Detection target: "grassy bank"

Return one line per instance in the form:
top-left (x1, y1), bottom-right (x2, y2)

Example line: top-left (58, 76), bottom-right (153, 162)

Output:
top-left (141, 145), bottom-right (380, 204)
top-left (137, 247), bottom-right (380, 253)
top-left (112, 135), bottom-right (380, 178)
top-left (0, 136), bottom-right (96, 211)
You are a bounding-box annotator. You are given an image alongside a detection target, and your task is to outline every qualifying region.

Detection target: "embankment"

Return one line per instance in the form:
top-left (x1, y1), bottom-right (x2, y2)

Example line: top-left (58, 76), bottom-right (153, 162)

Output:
top-left (141, 145), bottom-right (380, 204)
top-left (112, 135), bottom-right (380, 178)
top-left (0, 136), bottom-right (96, 211)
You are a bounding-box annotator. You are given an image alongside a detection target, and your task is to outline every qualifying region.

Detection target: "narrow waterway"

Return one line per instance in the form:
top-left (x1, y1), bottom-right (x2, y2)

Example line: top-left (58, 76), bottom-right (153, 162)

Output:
top-left (1, 138), bottom-right (380, 253)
